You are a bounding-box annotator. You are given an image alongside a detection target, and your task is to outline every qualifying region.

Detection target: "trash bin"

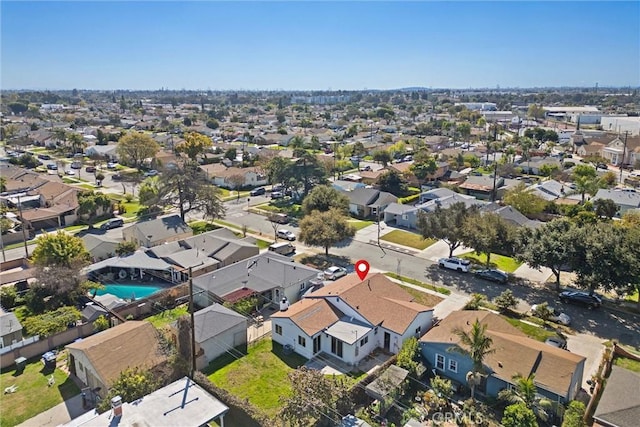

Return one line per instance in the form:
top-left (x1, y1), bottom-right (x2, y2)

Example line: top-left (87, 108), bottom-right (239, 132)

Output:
top-left (14, 357), bottom-right (27, 374)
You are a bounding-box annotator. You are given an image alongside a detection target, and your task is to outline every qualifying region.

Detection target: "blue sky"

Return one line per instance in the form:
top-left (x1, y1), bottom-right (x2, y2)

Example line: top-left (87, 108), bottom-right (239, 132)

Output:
top-left (2, 1), bottom-right (639, 90)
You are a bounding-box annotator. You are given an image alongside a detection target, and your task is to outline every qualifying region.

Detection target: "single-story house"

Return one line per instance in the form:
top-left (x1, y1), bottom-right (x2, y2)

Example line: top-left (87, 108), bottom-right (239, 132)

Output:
top-left (271, 273), bottom-right (434, 366)
top-left (193, 252), bottom-right (321, 310)
top-left (61, 377), bottom-right (228, 427)
top-left (200, 164), bottom-right (267, 189)
top-left (84, 249), bottom-right (185, 284)
top-left (457, 175), bottom-right (520, 201)
top-left (601, 135), bottom-right (640, 165)
top-left (420, 311), bottom-right (585, 404)
top-left (592, 189), bottom-right (640, 217)
top-left (341, 188), bottom-right (398, 219)
top-left (528, 179), bottom-right (582, 204)
top-left (576, 142), bottom-right (605, 158)
top-left (122, 214), bottom-right (193, 248)
top-left (518, 157), bottom-right (563, 175)
top-left (0, 312), bottom-right (23, 348)
top-left (82, 233), bottom-right (120, 262)
top-left (66, 321), bottom-right (167, 397)
top-left (593, 365), bottom-right (640, 427)
top-left (481, 203), bottom-right (543, 228)
top-left (332, 180), bottom-right (367, 192)
top-left (182, 304), bottom-right (248, 370)
top-left (85, 144), bottom-right (118, 160)
top-left (384, 193), bottom-right (484, 229)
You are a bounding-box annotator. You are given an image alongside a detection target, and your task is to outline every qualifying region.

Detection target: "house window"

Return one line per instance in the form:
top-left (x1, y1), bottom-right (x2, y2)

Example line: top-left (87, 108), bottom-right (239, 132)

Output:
top-left (300, 283), bottom-right (305, 290)
top-left (448, 359), bottom-right (458, 373)
top-left (360, 336), bottom-right (368, 346)
top-left (435, 354), bottom-right (445, 370)
top-left (298, 336), bottom-right (306, 347)
top-left (275, 325), bottom-right (282, 335)
top-left (415, 326), bottom-right (421, 335)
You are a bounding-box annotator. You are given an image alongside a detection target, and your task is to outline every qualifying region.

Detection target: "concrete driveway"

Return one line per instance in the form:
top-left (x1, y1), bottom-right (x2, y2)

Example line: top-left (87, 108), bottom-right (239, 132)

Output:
top-left (566, 333), bottom-right (606, 392)
top-left (17, 393), bottom-right (88, 427)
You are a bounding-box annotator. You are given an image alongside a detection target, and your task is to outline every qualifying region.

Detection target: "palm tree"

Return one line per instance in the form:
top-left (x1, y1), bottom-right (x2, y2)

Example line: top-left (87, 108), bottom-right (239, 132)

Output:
top-left (498, 373), bottom-right (553, 422)
top-left (449, 319), bottom-right (495, 399)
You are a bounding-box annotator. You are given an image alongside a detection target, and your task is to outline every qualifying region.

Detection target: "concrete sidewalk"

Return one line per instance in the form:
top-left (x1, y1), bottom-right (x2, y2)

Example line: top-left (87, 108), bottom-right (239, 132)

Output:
top-left (17, 393), bottom-right (89, 427)
top-left (512, 263), bottom-right (553, 283)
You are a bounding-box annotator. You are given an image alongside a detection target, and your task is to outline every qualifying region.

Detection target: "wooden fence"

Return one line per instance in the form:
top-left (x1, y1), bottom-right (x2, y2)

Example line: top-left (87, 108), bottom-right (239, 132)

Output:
top-left (0, 322), bottom-right (96, 369)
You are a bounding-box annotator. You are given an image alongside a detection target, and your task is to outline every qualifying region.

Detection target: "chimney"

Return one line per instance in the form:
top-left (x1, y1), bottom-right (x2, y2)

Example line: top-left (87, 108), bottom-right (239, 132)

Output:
top-left (111, 396), bottom-right (123, 417)
top-left (279, 297), bottom-right (289, 311)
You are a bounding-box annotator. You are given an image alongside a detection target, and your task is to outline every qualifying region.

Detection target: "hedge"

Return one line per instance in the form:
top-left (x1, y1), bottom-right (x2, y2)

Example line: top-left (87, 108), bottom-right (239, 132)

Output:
top-left (398, 194), bottom-right (420, 204)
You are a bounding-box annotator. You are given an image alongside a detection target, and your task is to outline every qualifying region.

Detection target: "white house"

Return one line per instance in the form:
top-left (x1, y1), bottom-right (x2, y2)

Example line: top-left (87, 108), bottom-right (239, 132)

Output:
top-left (271, 273), bottom-right (434, 366)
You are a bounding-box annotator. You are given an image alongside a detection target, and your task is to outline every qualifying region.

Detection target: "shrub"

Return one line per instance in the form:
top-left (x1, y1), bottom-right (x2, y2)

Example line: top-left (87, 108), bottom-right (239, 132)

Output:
top-left (464, 293), bottom-right (486, 310)
top-left (398, 194), bottom-right (420, 204)
top-left (562, 400), bottom-right (586, 427)
top-left (22, 306), bottom-right (81, 337)
top-left (494, 289), bottom-right (518, 313)
top-left (0, 285), bottom-right (18, 309)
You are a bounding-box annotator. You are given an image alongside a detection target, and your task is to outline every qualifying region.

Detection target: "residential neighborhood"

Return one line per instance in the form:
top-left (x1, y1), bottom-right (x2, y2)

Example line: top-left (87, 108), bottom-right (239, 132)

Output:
top-left (1, 2), bottom-right (640, 425)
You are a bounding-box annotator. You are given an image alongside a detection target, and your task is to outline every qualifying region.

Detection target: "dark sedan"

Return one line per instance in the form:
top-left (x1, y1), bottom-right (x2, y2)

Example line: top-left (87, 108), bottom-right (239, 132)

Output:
top-left (474, 269), bottom-right (509, 284)
top-left (559, 291), bottom-right (602, 309)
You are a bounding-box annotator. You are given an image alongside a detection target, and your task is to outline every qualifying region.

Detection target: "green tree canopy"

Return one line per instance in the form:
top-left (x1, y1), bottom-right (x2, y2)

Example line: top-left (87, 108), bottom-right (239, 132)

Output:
top-left (417, 202), bottom-right (478, 258)
top-left (301, 185), bottom-right (349, 215)
top-left (562, 401), bottom-right (586, 427)
top-left (377, 170), bottom-right (409, 197)
top-left (462, 212), bottom-right (516, 267)
top-left (176, 132), bottom-right (212, 161)
top-left (158, 163), bottom-right (225, 220)
top-left (117, 131), bottom-right (160, 169)
top-left (31, 231), bottom-right (90, 267)
top-left (97, 368), bottom-right (160, 413)
top-left (515, 218), bottom-right (575, 291)
top-left (298, 208), bottom-right (356, 255)
top-left (503, 183), bottom-right (546, 217)
top-left (502, 403), bottom-right (538, 427)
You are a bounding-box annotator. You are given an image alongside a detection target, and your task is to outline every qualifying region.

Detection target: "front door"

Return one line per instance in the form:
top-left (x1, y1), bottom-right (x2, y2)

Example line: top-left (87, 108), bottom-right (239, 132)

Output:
top-left (384, 332), bottom-right (391, 351)
top-left (313, 335), bottom-right (321, 354)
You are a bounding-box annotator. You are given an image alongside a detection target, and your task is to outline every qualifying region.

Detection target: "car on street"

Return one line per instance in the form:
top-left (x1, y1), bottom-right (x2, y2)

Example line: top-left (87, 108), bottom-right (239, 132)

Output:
top-left (438, 257), bottom-right (471, 273)
top-left (46, 163), bottom-right (58, 170)
top-left (276, 229), bottom-right (296, 241)
top-left (38, 154), bottom-right (51, 160)
top-left (271, 191), bottom-right (284, 199)
top-left (85, 166), bottom-right (96, 173)
top-left (559, 291), bottom-right (602, 309)
top-left (474, 268), bottom-right (508, 284)
top-left (100, 218), bottom-right (124, 230)
top-left (531, 304), bottom-right (571, 325)
top-left (143, 170), bottom-right (158, 177)
top-left (107, 162), bottom-right (118, 169)
top-left (324, 266), bottom-right (347, 280)
top-left (65, 169), bottom-right (76, 175)
top-left (545, 336), bottom-right (568, 350)
top-left (250, 187), bottom-right (266, 196)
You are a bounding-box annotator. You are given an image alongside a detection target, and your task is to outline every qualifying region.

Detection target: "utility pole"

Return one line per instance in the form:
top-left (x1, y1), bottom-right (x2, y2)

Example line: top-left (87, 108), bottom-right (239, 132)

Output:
top-left (188, 267), bottom-right (196, 378)
top-left (620, 131), bottom-right (629, 184)
top-left (16, 195), bottom-right (29, 258)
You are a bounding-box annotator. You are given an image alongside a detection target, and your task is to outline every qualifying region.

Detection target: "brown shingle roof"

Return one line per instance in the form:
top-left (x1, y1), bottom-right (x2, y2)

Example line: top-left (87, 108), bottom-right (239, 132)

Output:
top-left (308, 273), bottom-right (433, 334)
top-left (272, 298), bottom-right (342, 336)
top-left (66, 321), bottom-right (166, 387)
top-left (421, 311), bottom-right (584, 397)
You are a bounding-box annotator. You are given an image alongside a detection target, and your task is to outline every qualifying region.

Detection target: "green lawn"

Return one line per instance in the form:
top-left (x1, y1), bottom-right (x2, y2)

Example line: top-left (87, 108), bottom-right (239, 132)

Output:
top-left (380, 230), bottom-right (437, 250)
top-left (0, 357), bottom-right (80, 426)
top-left (460, 252), bottom-right (523, 273)
top-left (399, 285), bottom-right (444, 307)
top-left (625, 290), bottom-right (639, 303)
top-left (120, 200), bottom-right (142, 218)
top-left (145, 305), bottom-right (188, 329)
top-left (613, 356), bottom-right (640, 373)
top-left (384, 272), bottom-right (451, 295)
top-left (205, 339), bottom-right (306, 418)
top-left (348, 220), bottom-right (374, 231)
top-left (504, 318), bottom-right (556, 342)
top-left (255, 239), bottom-right (273, 250)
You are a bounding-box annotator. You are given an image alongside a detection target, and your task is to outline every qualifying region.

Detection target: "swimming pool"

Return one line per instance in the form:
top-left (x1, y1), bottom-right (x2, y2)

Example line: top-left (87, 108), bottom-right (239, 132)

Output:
top-left (95, 283), bottom-right (163, 300)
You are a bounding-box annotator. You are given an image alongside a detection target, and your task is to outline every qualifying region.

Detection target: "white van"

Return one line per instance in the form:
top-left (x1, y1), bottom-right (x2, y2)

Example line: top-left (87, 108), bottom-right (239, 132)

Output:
top-left (268, 242), bottom-right (295, 255)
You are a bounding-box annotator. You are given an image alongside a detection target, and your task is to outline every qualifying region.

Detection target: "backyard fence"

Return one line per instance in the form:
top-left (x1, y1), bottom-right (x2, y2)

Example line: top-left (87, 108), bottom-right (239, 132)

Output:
top-left (0, 322), bottom-right (96, 369)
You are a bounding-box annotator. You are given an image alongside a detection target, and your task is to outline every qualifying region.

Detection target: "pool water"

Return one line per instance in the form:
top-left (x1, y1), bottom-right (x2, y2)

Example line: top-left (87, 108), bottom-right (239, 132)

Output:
top-left (95, 283), bottom-right (163, 300)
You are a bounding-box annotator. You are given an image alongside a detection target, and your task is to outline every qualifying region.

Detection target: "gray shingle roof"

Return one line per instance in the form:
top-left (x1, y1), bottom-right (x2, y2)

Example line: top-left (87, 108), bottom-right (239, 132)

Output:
top-left (0, 312), bottom-right (22, 335)
top-left (594, 366), bottom-right (640, 427)
top-left (193, 253), bottom-right (320, 297)
top-left (193, 304), bottom-right (247, 343)
top-left (593, 189), bottom-right (640, 208)
top-left (344, 188), bottom-right (381, 206)
top-left (128, 214), bottom-right (192, 242)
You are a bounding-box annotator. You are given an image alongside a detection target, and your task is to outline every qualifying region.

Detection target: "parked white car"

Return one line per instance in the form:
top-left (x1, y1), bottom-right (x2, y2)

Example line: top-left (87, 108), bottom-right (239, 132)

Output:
top-left (438, 257), bottom-right (471, 273)
top-left (276, 229), bottom-right (296, 241)
top-left (531, 304), bottom-right (572, 326)
top-left (324, 266), bottom-right (347, 280)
